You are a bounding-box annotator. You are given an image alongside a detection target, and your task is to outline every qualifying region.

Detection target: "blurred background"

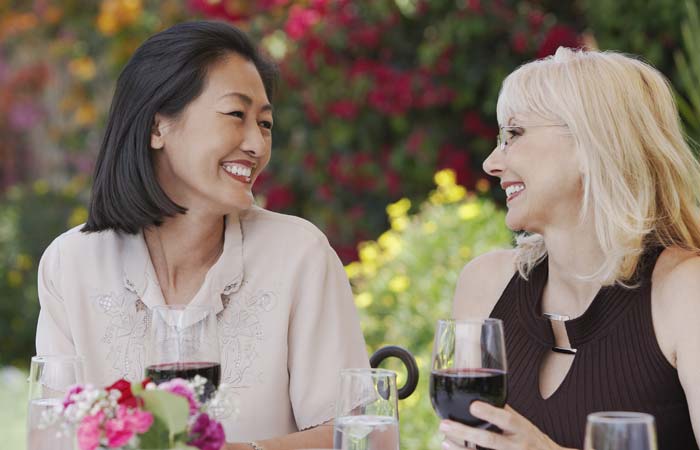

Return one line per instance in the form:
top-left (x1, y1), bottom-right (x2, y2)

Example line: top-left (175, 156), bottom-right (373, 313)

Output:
top-left (1, 0), bottom-right (700, 448)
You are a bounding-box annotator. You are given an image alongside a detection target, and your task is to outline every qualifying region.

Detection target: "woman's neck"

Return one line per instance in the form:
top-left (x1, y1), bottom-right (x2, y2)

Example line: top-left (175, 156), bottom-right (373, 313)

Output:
top-left (541, 221), bottom-right (605, 311)
top-left (143, 211), bottom-right (227, 296)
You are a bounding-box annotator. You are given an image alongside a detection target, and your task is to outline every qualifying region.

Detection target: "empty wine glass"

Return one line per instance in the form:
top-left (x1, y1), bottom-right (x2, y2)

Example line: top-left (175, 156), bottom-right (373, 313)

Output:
top-left (26, 355), bottom-right (85, 450)
top-left (430, 319), bottom-right (507, 428)
top-left (145, 304), bottom-right (221, 401)
top-left (584, 411), bottom-right (657, 450)
top-left (333, 368), bottom-right (400, 450)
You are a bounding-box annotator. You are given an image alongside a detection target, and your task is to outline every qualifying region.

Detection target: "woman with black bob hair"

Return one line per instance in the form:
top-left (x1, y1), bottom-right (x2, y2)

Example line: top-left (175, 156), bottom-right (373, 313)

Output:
top-left (35, 21), bottom-right (369, 449)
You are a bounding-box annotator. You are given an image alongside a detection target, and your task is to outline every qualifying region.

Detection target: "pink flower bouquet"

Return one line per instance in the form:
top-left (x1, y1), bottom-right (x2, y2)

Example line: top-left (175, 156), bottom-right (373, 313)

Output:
top-left (58, 376), bottom-right (226, 450)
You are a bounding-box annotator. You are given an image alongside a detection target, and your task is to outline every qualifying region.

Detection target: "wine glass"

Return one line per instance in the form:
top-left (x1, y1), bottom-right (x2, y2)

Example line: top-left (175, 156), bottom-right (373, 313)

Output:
top-left (333, 368), bottom-right (400, 450)
top-left (584, 412), bottom-right (657, 450)
top-left (26, 355), bottom-right (85, 450)
top-left (146, 305), bottom-right (221, 401)
top-left (430, 319), bottom-right (507, 429)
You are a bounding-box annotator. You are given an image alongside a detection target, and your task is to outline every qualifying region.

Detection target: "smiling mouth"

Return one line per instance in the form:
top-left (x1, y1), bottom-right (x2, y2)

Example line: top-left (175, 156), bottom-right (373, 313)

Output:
top-left (504, 183), bottom-right (525, 202)
top-left (221, 162), bottom-right (255, 184)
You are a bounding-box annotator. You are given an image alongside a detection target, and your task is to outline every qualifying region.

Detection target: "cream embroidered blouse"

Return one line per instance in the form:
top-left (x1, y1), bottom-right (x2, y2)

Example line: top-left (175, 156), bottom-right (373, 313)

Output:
top-left (35, 205), bottom-right (369, 441)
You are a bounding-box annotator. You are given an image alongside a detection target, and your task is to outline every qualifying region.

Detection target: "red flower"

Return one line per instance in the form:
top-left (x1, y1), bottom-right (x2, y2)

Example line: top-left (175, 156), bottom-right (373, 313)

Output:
top-left (106, 379), bottom-right (142, 409)
top-left (349, 25), bottom-right (381, 49)
top-left (537, 24), bottom-right (581, 58)
top-left (528, 10), bottom-right (545, 31)
top-left (187, 0), bottom-right (247, 21)
top-left (438, 143), bottom-right (475, 187)
top-left (328, 100), bottom-right (359, 119)
top-left (285, 5), bottom-right (321, 40)
top-left (264, 185), bottom-right (295, 211)
top-left (467, 0), bottom-right (482, 13)
top-left (511, 31), bottom-right (528, 54)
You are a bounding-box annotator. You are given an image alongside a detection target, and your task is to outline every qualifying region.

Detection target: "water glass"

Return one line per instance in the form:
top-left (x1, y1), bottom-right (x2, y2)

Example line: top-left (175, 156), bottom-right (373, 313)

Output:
top-left (333, 368), bottom-right (400, 450)
top-left (27, 355), bottom-right (85, 450)
top-left (584, 411), bottom-right (657, 450)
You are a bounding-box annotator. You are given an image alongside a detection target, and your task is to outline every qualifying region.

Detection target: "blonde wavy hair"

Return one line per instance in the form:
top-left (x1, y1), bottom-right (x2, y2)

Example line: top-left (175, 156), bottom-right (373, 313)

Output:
top-left (497, 47), bottom-right (700, 285)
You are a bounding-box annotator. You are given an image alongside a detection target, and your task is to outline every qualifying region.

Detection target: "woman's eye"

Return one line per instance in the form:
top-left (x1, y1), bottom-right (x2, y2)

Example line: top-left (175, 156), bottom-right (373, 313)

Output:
top-left (506, 128), bottom-right (523, 137)
top-left (226, 111), bottom-right (244, 119)
top-left (259, 121), bottom-right (273, 130)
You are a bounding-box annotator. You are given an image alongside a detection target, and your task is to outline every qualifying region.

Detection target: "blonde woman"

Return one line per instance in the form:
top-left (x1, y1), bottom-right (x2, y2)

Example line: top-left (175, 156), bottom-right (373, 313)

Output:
top-left (442, 48), bottom-right (700, 449)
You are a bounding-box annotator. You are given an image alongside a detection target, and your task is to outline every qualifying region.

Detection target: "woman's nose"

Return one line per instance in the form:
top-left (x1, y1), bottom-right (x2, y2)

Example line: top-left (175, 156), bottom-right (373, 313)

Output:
top-left (482, 146), bottom-right (505, 177)
top-left (240, 124), bottom-right (268, 158)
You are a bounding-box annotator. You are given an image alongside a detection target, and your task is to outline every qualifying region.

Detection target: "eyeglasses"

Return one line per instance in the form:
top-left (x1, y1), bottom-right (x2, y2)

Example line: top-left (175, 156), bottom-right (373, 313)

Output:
top-left (497, 124), bottom-right (567, 152)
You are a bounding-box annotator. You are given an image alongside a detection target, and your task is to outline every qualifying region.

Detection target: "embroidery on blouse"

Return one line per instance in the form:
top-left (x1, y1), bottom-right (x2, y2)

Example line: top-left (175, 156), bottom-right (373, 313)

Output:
top-left (94, 290), bottom-right (150, 381)
top-left (218, 281), bottom-right (278, 386)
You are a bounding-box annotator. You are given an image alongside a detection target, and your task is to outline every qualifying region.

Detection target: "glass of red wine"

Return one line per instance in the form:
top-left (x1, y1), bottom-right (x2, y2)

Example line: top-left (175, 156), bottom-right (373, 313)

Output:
top-left (146, 305), bottom-right (221, 401)
top-left (430, 318), bottom-right (507, 432)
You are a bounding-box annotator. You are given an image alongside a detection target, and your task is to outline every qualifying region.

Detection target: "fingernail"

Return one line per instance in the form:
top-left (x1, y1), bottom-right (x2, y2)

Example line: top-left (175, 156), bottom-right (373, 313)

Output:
top-left (441, 442), bottom-right (450, 450)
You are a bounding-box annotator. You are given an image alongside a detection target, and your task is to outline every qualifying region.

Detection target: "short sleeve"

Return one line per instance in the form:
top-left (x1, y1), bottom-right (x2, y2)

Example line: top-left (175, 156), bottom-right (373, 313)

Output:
top-left (287, 239), bottom-right (369, 430)
top-left (35, 238), bottom-right (75, 356)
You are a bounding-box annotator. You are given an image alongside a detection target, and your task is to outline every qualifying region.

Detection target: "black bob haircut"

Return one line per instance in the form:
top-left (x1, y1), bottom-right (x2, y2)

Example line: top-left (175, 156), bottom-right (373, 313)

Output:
top-left (82, 20), bottom-right (277, 234)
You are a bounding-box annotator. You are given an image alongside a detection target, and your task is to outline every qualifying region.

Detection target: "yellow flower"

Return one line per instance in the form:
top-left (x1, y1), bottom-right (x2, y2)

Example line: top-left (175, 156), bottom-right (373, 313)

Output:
top-left (458, 202), bottom-right (481, 220)
top-left (388, 275), bottom-right (410, 293)
top-left (358, 242), bottom-right (380, 264)
top-left (362, 261), bottom-right (377, 277)
top-left (68, 57), bottom-right (97, 81)
top-left (355, 292), bottom-right (373, 309)
top-left (74, 103), bottom-right (97, 126)
top-left (68, 206), bottom-right (89, 228)
top-left (97, 11), bottom-right (119, 35)
top-left (434, 169), bottom-right (456, 188)
top-left (15, 254), bottom-right (32, 271)
top-left (459, 246), bottom-right (472, 259)
top-left (386, 198), bottom-right (411, 219)
top-left (378, 231), bottom-right (402, 259)
top-left (444, 185), bottom-right (467, 203)
top-left (33, 180), bottom-right (49, 195)
top-left (476, 178), bottom-right (490, 193)
top-left (390, 216), bottom-right (408, 232)
top-left (429, 190), bottom-right (446, 205)
top-left (344, 261), bottom-right (362, 279)
top-left (7, 270), bottom-right (23, 288)
top-left (422, 221), bottom-right (437, 234)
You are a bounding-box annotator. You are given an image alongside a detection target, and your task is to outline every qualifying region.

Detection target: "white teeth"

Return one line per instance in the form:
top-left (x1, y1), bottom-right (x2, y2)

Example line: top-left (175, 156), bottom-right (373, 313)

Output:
top-left (505, 184), bottom-right (525, 197)
top-left (222, 164), bottom-right (252, 177)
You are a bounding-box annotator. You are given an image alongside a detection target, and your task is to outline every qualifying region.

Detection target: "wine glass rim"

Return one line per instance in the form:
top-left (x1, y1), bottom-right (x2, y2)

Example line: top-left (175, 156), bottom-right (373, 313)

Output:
top-left (587, 411), bottom-right (655, 424)
top-left (437, 318), bottom-right (503, 325)
top-left (31, 354), bottom-right (84, 363)
top-left (340, 368), bottom-right (397, 378)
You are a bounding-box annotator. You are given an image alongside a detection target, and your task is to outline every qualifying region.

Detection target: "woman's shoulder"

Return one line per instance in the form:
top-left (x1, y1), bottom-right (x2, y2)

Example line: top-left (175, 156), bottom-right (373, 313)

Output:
top-left (453, 248), bottom-right (517, 319)
top-left (41, 224), bottom-right (131, 267)
top-left (240, 205), bottom-right (331, 250)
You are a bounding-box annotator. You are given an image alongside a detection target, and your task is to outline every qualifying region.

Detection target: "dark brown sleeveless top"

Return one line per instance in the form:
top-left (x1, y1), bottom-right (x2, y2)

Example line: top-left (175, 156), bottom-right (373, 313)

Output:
top-left (490, 247), bottom-right (697, 449)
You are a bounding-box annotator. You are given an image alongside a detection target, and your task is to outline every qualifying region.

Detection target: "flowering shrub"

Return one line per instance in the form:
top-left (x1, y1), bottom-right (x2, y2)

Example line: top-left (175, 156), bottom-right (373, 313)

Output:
top-left (347, 169), bottom-right (513, 450)
top-left (52, 376), bottom-right (226, 450)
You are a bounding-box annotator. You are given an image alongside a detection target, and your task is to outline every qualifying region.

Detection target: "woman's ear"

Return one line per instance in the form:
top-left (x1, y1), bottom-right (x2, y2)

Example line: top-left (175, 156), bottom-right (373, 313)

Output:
top-left (150, 113), bottom-right (166, 150)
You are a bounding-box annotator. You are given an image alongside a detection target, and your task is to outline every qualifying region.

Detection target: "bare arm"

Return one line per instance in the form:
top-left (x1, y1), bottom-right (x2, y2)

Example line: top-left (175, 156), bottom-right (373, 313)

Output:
top-left (225, 422), bottom-right (333, 450)
top-left (657, 255), bottom-right (700, 446)
top-left (452, 249), bottom-right (516, 319)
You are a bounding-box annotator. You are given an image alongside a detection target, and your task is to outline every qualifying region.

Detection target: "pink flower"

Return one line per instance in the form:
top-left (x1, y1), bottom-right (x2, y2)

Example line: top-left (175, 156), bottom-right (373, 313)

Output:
top-left (285, 5), bottom-right (321, 40)
top-left (159, 378), bottom-right (199, 415)
top-left (77, 412), bottom-right (103, 450)
top-left (62, 384), bottom-right (84, 409)
top-left (104, 405), bottom-right (153, 448)
top-left (188, 413), bottom-right (225, 450)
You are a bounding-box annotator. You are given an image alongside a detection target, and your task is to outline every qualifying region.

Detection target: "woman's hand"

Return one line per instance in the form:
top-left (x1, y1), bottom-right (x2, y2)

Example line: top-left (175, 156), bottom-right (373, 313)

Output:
top-left (439, 402), bottom-right (574, 450)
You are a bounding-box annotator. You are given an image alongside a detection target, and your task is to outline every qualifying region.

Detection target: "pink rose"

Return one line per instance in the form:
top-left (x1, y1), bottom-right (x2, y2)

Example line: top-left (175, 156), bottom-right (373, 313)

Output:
top-left (77, 412), bottom-right (103, 450)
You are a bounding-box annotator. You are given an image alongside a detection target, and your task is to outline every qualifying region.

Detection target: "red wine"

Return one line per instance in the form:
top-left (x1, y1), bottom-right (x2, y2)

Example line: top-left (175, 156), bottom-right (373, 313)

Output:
top-left (430, 368), bottom-right (507, 428)
top-left (145, 361), bottom-right (221, 400)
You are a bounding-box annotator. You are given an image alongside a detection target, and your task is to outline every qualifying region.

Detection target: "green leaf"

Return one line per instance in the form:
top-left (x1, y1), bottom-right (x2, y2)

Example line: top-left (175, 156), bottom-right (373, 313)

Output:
top-left (137, 415), bottom-right (170, 450)
top-left (140, 389), bottom-right (190, 437)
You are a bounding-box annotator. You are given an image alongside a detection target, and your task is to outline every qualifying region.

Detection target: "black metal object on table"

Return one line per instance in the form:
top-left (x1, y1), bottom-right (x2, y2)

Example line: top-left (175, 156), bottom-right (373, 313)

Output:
top-left (369, 345), bottom-right (419, 400)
